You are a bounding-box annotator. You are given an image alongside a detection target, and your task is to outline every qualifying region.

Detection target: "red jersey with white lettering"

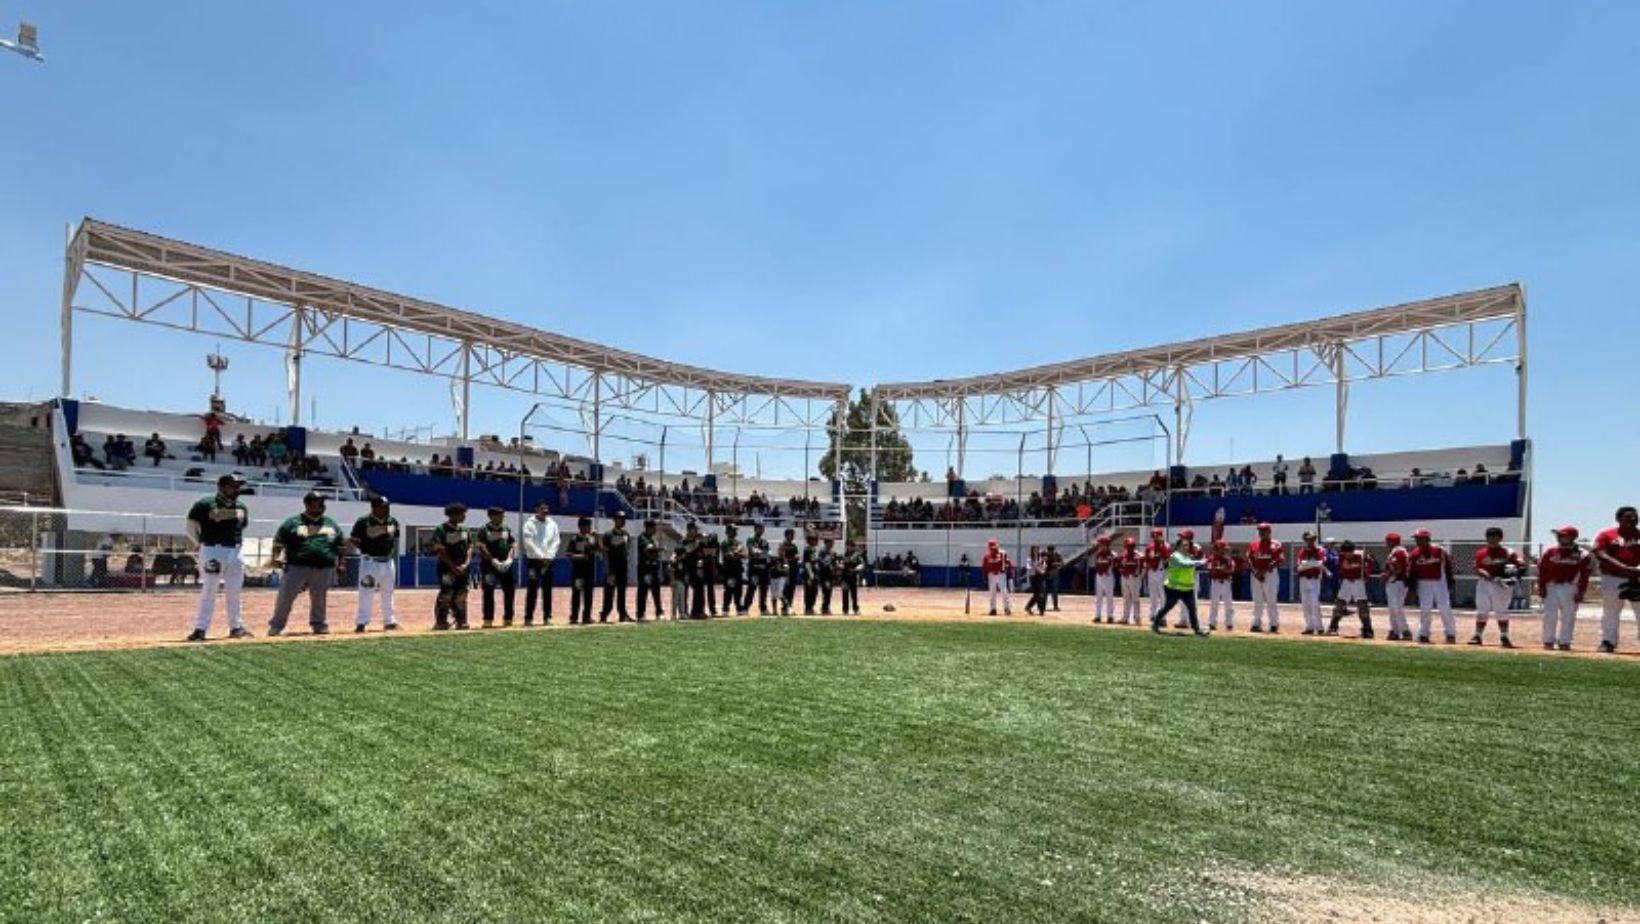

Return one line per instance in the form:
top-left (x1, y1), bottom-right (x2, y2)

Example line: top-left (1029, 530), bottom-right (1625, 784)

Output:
top-left (1536, 546), bottom-right (1591, 595)
top-left (1092, 549), bottom-right (1114, 575)
top-left (1296, 546), bottom-right (1326, 578)
top-left (1117, 550), bottom-right (1142, 577)
top-left (1337, 550), bottom-right (1374, 581)
top-left (1474, 545), bottom-right (1524, 579)
top-left (1382, 546), bottom-right (1410, 581)
top-left (982, 550), bottom-right (1009, 576)
top-left (1207, 552), bottom-right (1237, 581)
top-left (1407, 544), bottom-right (1454, 581)
top-left (1246, 539), bottom-right (1284, 576)
top-left (1593, 527), bottom-right (1640, 577)
top-left (1142, 542), bottom-right (1169, 572)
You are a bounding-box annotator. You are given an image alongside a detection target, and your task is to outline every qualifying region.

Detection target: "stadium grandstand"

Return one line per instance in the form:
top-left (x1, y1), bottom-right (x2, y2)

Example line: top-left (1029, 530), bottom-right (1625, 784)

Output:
top-left (7, 219), bottom-right (1527, 610)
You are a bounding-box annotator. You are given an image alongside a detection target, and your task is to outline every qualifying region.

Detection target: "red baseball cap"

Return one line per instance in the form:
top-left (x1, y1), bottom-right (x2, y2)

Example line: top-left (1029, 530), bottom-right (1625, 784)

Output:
top-left (1123, 536), bottom-right (1137, 546)
top-left (1552, 526), bottom-right (1579, 539)
top-left (987, 538), bottom-right (998, 547)
top-left (1095, 534), bottom-right (1111, 544)
top-left (1413, 528), bottom-right (1432, 540)
top-left (1384, 531), bottom-right (1401, 544)
top-left (1151, 527), bottom-right (1165, 536)
top-left (1213, 539), bottom-right (1229, 549)
top-left (1256, 522), bottom-right (1272, 531)
top-left (1178, 528), bottom-right (1195, 539)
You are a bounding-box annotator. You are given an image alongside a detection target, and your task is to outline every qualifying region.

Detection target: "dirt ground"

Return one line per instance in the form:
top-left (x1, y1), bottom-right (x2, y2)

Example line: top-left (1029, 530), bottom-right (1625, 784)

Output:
top-left (1211, 868), bottom-right (1636, 924)
top-left (1, 585), bottom-right (1634, 658)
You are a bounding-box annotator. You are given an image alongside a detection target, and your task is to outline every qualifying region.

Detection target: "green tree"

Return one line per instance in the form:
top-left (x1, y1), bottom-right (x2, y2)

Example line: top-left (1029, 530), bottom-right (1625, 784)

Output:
top-left (820, 388), bottom-right (915, 538)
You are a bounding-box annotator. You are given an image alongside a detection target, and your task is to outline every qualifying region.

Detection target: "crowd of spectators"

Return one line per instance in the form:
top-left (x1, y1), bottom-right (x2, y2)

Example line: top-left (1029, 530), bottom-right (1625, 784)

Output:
top-left (872, 551), bottom-right (921, 586)
top-left (880, 481), bottom-right (1141, 526)
top-left (615, 475), bottom-right (834, 527)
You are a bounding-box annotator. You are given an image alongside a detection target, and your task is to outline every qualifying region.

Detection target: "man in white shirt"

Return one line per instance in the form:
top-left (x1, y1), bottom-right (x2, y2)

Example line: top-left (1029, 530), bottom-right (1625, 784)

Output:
top-left (521, 501), bottom-right (562, 626)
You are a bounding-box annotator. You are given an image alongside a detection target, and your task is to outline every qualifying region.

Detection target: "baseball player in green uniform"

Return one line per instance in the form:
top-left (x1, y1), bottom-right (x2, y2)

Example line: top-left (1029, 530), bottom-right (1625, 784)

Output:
top-left (636, 519), bottom-right (663, 620)
top-left (721, 524), bottom-right (747, 615)
top-left (599, 512), bottom-right (632, 622)
top-left (777, 528), bottom-right (799, 616)
top-left (267, 491), bottom-right (346, 636)
top-left (477, 506), bottom-right (518, 627)
top-left (565, 517), bottom-right (597, 624)
top-left (350, 496), bottom-right (401, 632)
top-left (746, 523), bottom-right (772, 614)
top-left (184, 473), bottom-right (252, 642)
top-left (431, 502), bottom-right (473, 630)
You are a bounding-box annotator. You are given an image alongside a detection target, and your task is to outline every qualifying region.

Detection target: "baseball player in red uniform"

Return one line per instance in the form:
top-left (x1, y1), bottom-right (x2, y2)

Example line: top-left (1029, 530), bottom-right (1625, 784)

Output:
top-left (1470, 526), bottom-right (1525, 647)
top-left (1246, 523), bottom-right (1283, 633)
top-left (1143, 528), bottom-right (1170, 622)
top-left (1295, 532), bottom-right (1327, 634)
top-left (1206, 539), bottom-right (1238, 630)
top-left (1380, 532), bottom-right (1413, 641)
top-left (1537, 526), bottom-right (1590, 651)
top-left (1327, 539), bottom-right (1375, 638)
top-left (982, 539), bottom-right (1012, 616)
top-left (1090, 534), bottom-right (1116, 623)
top-left (1408, 528), bottom-right (1457, 644)
top-left (1117, 537), bottom-right (1144, 625)
top-left (1592, 505), bottom-right (1640, 653)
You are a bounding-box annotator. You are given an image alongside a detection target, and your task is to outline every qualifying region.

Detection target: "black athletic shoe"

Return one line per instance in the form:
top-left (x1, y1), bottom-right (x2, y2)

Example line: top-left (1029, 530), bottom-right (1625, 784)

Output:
top-left (267, 627), bottom-right (283, 638)
top-left (483, 619), bottom-right (495, 628)
top-left (1250, 625), bottom-right (1264, 633)
top-left (1598, 641), bottom-right (1616, 654)
top-left (1445, 635), bottom-right (1457, 645)
top-left (503, 620), bottom-right (513, 627)
top-left (1467, 635), bottom-right (1483, 646)
top-left (384, 623), bottom-right (400, 632)
top-left (1301, 629), bottom-right (1315, 636)
top-left (1150, 621), bottom-right (1162, 634)
top-left (1417, 635), bottom-right (1431, 644)
top-left (988, 609), bottom-right (997, 616)
top-left (454, 622), bottom-right (470, 631)
top-left (1557, 643), bottom-right (1572, 652)
top-left (1194, 629), bottom-right (1210, 637)
top-left (354, 625), bottom-right (367, 634)
top-left (312, 626), bottom-right (330, 636)
top-left (1500, 636), bottom-right (1515, 649)
top-left (229, 627), bottom-right (253, 640)
top-left (185, 629), bottom-right (207, 643)
top-left (433, 622), bottom-right (450, 631)
top-left (1269, 627), bottom-right (1280, 634)
top-left (1360, 630), bottom-right (1374, 640)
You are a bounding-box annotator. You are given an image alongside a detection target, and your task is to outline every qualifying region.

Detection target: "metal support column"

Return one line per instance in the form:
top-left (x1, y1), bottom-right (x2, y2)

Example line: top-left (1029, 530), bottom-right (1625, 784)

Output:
top-left (452, 341), bottom-right (472, 442)
top-left (1515, 298), bottom-right (1528, 441)
top-left (286, 303), bottom-right (305, 425)
top-left (1333, 342), bottom-right (1349, 455)
top-left (955, 398), bottom-right (967, 478)
top-left (590, 373), bottom-right (602, 462)
top-left (1045, 386), bottom-right (1058, 475)
top-left (1172, 366), bottom-right (1191, 465)
top-left (704, 390), bottom-right (716, 473)
top-left (60, 225), bottom-right (82, 398)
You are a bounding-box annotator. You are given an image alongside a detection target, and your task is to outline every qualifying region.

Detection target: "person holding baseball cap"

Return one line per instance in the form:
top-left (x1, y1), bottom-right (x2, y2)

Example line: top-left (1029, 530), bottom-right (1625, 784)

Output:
top-left (1537, 526), bottom-right (1590, 651)
top-left (431, 502), bottom-right (473, 630)
top-left (1246, 522), bottom-right (1284, 633)
top-left (267, 490), bottom-right (346, 637)
top-left (350, 496), bottom-right (401, 633)
top-left (183, 473), bottom-right (251, 642)
top-left (477, 506), bottom-right (518, 627)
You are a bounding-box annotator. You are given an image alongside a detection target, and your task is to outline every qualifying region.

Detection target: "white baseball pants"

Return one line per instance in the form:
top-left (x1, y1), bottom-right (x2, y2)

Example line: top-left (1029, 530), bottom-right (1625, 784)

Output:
top-left (1541, 583), bottom-right (1578, 647)
top-left (1208, 579), bottom-right (1233, 628)
top-left (1121, 575), bottom-right (1142, 623)
top-left (356, 558), bottom-right (398, 628)
top-left (1385, 581), bottom-right (1410, 636)
top-left (1474, 580), bottom-right (1513, 619)
top-left (988, 573), bottom-right (1011, 614)
top-left (1250, 572), bottom-right (1280, 629)
top-left (1418, 579), bottom-right (1455, 639)
top-left (1298, 576), bottom-right (1323, 632)
top-left (1094, 573), bottom-right (1115, 620)
top-left (1600, 576), bottom-right (1640, 648)
top-left (194, 545), bottom-right (245, 633)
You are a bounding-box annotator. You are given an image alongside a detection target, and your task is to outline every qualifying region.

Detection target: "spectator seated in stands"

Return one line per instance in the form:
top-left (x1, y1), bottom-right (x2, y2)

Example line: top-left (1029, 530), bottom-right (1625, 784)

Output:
top-left (104, 434), bottom-right (137, 470)
top-left (71, 433), bottom-right (102, 469)
top-left (194, 433), bottom-right (217, 462)
top-left (231, 434), bottom-right (249, 465)
top-left (144, 433), bottom-right (168, 466)
top-left (265, 434), bottom-right (289, 470)
top-left (1471, 462), bottom-right (1489, 483)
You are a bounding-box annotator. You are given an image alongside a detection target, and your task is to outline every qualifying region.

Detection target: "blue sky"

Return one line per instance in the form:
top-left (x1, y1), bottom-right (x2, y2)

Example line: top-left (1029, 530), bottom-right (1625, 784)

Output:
top-left (2, 1), bottom-right (1636, 534)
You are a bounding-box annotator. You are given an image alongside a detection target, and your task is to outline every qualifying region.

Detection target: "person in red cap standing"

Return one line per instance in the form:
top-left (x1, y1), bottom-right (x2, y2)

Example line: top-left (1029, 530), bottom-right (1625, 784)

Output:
top-left (1090, 534), bottom-right (1116, 623)
top-left (1408, 528), bottom-right (1457, 643)
top-left (1142, 527), bottom-right (1170, 623)
top-left (982, 538), bottom-right (1012, 616)
top-left (1592, 505), bottom-right (1640, 653)
top-left (1117, 536), bottom-right (1144, 625)
top-left (1295, 532), bottom-right (1327, 635)
top-left (1380, 532), bottom-right (1413, 641)
top-left (1537, 526), bottom-right (1590, 651)
top-left (1470, 526), bottom-right (1526, 647)
top-left (1246, 523), bottom-right (1284, 633)
top-left (1206, 539), bottom-right (1239, 630)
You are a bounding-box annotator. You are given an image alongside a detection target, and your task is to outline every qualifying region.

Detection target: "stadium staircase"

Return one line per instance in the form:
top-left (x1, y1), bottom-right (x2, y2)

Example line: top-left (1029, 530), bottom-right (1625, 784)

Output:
top-left (0, 402), bottom-right (59, 505)
top-left (1078, 499), bottom-right (1153, 541)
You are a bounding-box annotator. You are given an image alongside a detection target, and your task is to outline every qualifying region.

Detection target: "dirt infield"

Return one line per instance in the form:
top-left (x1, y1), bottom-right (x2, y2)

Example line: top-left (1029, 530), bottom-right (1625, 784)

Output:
top-left (1, 586), bottom-right (1634, 658)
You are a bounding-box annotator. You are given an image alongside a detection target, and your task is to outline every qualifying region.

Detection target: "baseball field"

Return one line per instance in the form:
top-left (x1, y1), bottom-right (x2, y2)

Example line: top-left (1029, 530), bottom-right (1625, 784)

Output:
top-left (2, 611), bottom-right (1637, 923)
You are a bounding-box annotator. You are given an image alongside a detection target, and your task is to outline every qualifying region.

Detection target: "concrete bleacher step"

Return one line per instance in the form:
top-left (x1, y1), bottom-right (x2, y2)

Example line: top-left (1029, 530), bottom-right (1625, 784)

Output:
top-left (0, 422), bottom-right (58, 503)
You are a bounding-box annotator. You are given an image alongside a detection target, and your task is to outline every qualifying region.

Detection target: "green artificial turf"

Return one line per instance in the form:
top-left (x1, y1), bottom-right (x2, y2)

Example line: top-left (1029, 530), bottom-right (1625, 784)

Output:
top-left (1, 621), bottom-right (1636, 923)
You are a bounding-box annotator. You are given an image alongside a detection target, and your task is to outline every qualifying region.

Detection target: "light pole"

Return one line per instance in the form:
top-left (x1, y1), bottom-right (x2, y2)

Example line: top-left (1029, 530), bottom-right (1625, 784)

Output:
top-left (0, 20), bottom-right (43, 62)
top-left (206, 349), bottom-right (230, 398)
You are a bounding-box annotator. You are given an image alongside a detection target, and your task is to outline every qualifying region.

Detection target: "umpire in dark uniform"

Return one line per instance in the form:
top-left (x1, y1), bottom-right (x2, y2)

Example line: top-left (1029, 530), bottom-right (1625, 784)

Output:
top-left (600, 512), bottom-right (632, 623)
